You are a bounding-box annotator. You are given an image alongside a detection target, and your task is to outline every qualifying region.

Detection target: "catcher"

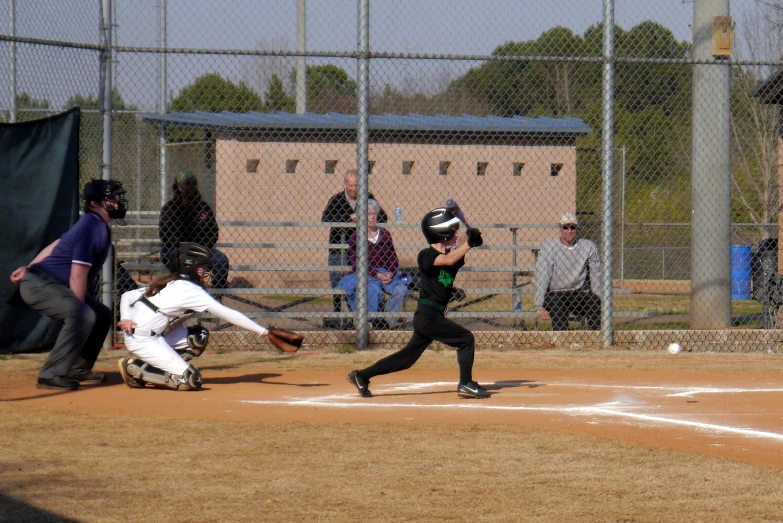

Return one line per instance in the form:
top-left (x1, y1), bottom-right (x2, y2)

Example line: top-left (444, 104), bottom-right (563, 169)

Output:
top-left (117, 242), bottom-right (302, 391)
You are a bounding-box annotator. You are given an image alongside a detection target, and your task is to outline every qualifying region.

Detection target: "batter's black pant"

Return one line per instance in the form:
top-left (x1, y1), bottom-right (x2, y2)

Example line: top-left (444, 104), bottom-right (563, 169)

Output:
top-left (367, 305), bottom-right (475, 377)
top-left (543, 290), bottom-right (600, 331)
top-left (20, 268), bottom-right (112, 380)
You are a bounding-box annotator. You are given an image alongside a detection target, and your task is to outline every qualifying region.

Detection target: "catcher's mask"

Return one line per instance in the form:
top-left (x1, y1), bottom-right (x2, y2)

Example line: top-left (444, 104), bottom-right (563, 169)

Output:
top-left (173, 242), bottom-right (211, 284)
top-left (421, 207), bottom-right (461, 244)
top-left (83, 179), bottom-right (128, 220)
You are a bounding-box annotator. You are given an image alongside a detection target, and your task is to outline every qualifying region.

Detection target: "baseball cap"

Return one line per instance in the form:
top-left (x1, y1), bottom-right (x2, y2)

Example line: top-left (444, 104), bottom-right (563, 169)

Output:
top-left (175, 170), bottom-right (197, 185)
top-left (559, 212), bottom-right (579, 226)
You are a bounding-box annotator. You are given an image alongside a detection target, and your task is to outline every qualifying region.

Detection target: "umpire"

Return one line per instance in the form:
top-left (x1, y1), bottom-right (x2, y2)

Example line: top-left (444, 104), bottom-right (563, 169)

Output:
top-left (9, 179), bottom-right (127, 390)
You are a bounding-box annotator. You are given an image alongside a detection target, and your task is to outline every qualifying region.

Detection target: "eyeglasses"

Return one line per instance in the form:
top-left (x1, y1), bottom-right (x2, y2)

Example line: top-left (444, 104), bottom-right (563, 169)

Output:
top-left (561, 225), bottom-right (577, 230)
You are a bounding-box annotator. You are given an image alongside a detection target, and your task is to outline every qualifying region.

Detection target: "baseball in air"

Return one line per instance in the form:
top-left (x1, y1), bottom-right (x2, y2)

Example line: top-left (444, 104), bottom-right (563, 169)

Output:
top-left (667, 342), bottom-right (682, 355)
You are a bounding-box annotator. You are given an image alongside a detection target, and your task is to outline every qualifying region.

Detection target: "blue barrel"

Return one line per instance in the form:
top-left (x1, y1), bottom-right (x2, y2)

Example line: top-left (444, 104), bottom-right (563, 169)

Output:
top-left (731, 245), bottom-right (752, 300)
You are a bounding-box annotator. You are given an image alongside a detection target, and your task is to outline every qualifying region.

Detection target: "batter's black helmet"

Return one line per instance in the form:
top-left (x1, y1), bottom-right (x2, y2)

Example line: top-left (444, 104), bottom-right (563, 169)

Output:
top-left (421, 207), bottom-right (461, 244)
top-left (83, 179), bottom-right (128, 219)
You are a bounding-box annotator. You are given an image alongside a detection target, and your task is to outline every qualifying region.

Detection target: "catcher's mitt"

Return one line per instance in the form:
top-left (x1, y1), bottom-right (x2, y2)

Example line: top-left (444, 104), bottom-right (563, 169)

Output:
top-left (267, 327), bottom-right (304, 353)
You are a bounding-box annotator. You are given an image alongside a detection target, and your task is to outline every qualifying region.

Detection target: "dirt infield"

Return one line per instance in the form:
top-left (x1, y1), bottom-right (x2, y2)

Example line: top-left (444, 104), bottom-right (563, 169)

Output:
top-left (3, 348), bottom-right (783, 521)
top-left (6, 352), bottom-right (783, 467)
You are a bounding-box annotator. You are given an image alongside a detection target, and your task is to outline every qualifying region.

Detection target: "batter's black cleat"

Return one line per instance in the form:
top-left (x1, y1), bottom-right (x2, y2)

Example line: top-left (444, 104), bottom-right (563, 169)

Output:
top-left (36, 376), bottom-right (79, 390)
top-left (118, 358), bottom-right (146, 389)
top-left (457, 381), bottom-right (490, 399)
top-left (347, 370), bottom-right (372, 398)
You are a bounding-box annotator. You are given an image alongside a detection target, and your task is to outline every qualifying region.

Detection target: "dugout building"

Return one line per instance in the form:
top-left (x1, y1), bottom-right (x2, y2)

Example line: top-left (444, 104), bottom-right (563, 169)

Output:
top-left (138, 111), bottom-right (591, 289)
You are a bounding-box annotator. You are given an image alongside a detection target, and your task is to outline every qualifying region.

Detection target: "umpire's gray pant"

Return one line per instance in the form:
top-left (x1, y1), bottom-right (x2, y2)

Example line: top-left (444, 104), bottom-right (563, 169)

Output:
top-left (20, 268), bottom-right (112, 380)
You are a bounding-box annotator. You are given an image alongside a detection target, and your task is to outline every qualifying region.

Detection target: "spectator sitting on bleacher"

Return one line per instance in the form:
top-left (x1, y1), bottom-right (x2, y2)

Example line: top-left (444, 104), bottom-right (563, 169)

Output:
top-left (337, 199), bottom-right (409, 329)
top-left (535, 212), bottom-right (601, 331)
top-left (159, 170), bottom-right (229, 289)
top-left (321, 168), bottom-right (387, 329)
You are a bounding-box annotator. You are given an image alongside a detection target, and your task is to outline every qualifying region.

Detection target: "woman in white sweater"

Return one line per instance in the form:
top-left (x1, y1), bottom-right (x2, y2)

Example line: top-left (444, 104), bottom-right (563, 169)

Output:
top-left (117, 243), bottom-right (270, 391)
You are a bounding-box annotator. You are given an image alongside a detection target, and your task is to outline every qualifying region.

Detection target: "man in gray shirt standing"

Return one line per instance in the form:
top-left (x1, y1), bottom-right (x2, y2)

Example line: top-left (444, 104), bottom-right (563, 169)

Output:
top-left (535, 212), bottom-right (601, 330)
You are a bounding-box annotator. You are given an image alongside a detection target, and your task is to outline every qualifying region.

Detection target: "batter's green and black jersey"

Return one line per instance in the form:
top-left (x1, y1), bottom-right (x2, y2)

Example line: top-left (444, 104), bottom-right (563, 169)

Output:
top-left (417, 247), bottom-right (465, 308)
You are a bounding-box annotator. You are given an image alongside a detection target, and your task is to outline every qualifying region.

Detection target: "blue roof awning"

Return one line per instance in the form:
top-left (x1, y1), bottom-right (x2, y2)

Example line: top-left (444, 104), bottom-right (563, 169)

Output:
top-left (137, 111), bottom-right (591, 137)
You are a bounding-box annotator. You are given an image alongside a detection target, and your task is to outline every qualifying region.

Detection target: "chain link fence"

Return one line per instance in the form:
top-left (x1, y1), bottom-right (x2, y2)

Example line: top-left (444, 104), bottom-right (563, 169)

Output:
top-left (3, 0), bottom-right (783, 351)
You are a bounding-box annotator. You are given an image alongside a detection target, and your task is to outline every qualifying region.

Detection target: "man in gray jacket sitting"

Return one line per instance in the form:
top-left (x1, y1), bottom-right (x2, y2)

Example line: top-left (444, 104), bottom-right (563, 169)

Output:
top-left (535, 212), bottom-right (601, 330)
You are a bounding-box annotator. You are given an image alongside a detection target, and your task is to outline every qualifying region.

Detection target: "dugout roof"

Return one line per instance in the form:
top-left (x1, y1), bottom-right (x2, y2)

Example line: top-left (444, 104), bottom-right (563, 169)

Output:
top-left (137, 111), bottom-right (591, 138)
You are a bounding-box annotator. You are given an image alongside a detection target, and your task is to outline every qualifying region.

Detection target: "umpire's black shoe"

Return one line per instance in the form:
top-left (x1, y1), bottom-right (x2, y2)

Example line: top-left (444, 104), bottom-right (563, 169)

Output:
top-left (347, 370), bottom-right (373, 398)
top-left (36, 376), bottom-right (80, 390)
top-left (67, 370), bottom-right (106, 382)
top-left (457, 381), bottom-right (490, 399)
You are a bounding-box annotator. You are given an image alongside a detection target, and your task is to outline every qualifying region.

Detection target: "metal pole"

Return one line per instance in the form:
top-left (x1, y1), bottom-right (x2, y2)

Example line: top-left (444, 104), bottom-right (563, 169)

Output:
top-left (600, 0), bottom-right (615, 347)
top-left (355, 0), bottom-right (370, 348)
top-left (620, 145), bottom-right (626, 288)
top-left (296, 0), bottom-right (307, 114)
top-left (136, 125), bottom-right (142, 244)
top-left (158, 0), bottom-right (168, 206)
top-left (691, 0), bottom-right (731, 328)
top-left (662, 248), bottom-right (666, 279)
top-left (100, 0), bottom-right (114, 347)
top-left (9, 0), bottom-right (16, 123)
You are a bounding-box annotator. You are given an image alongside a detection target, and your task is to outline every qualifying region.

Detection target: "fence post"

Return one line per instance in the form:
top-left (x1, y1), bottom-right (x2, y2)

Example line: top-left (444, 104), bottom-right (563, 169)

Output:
top-left (100, 0), bottom-right (114, 347)
top-left (296, 0), bottom-right (307, 114)
top-left (9, 0), bottom-right (16, 123)
top-left (600, 0), bottom-right (615, 347)
top-left (691, 0), bottom-right (732, 328)
top-left (355, 0), bottom-right (370, 349)
top-left (158, 0), bottom-right (168, 207)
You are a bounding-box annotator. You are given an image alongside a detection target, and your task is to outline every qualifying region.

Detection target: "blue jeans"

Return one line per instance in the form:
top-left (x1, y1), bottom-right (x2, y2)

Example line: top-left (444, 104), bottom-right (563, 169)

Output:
top-left (337, 269), bottom-right (410, 326)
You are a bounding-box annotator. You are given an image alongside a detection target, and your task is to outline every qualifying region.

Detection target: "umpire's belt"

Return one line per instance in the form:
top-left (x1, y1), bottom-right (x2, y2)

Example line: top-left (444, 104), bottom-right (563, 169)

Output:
top-left (26, 265), bottom-right (51, 278)
top-left (131, 327), bottom-right (160, 337)
top-left (418, 298), bottom-right (446, 314)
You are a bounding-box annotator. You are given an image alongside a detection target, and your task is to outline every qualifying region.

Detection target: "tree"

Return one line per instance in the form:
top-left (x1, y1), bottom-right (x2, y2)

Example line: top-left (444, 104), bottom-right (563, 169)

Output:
top-left (63, 88), bottom-right (138, 187)
top-left (448, 26), bottom-right (596, 117)
top-left (614, 21), bottom-right (691, 116)
top-left (170, 73), bottom-right (264, 113)
top-left (65, 88), bottom-right (135, 111)
top-left (263, 74), bottom-right (294, 112)
top-left (290, 64), bottom-right (357, 113)
top-left (728, 3), bottom-right (783, 240)
top-left (1, 92), bottom-right (51, 122)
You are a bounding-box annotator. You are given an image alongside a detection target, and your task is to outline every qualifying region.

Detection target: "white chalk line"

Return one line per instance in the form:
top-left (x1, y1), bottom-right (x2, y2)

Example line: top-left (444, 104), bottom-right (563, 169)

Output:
top-left (239, 380), bottom-right (783, 443)
top-left (511, 381), bottom-right (783, 398)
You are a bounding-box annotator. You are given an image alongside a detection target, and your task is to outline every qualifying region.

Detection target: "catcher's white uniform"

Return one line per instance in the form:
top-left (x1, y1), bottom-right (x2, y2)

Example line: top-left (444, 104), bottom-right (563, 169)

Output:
top-left (120, 279), bottom-right (267, 375)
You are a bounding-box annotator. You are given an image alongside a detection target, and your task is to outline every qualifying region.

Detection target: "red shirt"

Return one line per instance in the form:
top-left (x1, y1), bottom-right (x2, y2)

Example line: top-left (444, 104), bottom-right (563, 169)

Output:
top-left (347, 228), bottom-right (399, 277)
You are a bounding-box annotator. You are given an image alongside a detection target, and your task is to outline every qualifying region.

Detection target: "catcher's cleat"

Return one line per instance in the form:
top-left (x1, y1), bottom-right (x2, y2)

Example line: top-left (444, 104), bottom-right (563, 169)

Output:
top-left (347, 370), bottom-right (372, 398)
top-left (457, 381), bottom-right (490, 399)
top-left (117, 358), bottom-right (145, 389)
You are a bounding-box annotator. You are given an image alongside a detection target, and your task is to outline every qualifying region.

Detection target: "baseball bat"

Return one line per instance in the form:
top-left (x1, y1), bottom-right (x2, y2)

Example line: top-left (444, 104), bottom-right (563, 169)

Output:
top-left (446, 198), bottom-right (472, 230)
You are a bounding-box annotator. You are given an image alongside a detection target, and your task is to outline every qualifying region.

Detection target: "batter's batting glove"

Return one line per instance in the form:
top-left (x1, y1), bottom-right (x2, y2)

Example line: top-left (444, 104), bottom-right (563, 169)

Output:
top-left (466, 228), bottom-right (483, 248)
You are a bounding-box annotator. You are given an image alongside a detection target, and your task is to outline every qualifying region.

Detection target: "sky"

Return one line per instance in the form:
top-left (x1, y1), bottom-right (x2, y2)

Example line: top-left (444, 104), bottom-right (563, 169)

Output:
top-left (0, 0), bottom-right (769, 112)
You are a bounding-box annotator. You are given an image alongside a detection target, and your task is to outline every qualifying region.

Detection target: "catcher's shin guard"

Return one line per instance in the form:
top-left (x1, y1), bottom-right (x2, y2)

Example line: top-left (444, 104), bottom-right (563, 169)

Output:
top-left (130, 361), bottom-right (203, 391)
top-left (177, 326), bottom-right (209, 361)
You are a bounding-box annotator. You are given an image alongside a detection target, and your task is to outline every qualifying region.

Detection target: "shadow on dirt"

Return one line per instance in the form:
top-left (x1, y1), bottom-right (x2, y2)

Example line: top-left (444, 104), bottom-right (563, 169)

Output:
top-left (207, 373), bottom-right (328, 387)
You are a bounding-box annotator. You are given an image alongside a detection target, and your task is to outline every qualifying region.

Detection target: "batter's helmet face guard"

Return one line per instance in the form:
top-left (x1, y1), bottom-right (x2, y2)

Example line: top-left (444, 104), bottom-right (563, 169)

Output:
top-left (83, 179), bottom-right (128, 220)
top-left (421, 207), bottom-right (461, 244)
top-left (176, 242), bottom-right (211, 284)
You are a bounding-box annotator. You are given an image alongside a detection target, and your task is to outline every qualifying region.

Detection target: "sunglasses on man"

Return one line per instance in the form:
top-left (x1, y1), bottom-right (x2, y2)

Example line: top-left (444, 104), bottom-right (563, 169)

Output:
top-left (560, 224), bottom-right (577, 230)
